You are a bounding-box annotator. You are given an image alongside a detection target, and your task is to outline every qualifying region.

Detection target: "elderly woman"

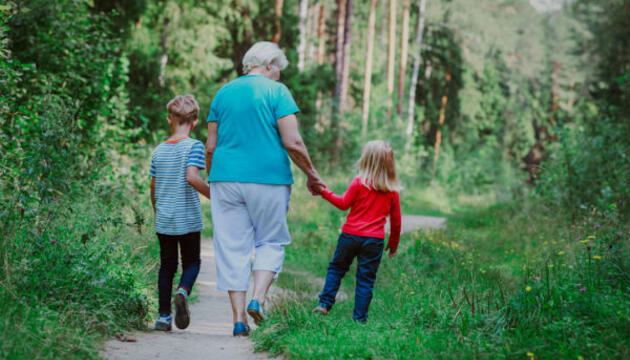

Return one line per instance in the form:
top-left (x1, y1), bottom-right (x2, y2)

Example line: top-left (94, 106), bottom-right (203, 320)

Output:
top-left (205, 41), bottom-right (323, 336)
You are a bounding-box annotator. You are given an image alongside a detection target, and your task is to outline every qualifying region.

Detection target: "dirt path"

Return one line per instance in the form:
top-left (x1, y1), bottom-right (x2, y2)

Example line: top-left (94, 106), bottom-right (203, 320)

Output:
top-left (102, 215), bottom-right (445, 360)
top-left (102, 240), bottom-right (272, 360)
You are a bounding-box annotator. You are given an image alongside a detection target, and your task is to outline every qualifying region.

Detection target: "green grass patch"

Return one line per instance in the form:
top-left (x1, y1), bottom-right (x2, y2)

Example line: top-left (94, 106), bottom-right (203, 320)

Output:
top-left (253, 181), bottom-right (630, 359)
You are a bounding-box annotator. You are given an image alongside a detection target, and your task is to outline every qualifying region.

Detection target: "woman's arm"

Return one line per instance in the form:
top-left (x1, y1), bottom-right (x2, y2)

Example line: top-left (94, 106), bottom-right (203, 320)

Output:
top-left (150, 177), bottom-right (156, 213)
top-left (320, 179), bottom-right (359, 211)
top-left (386, 192), bottom-right (402, 257)
top-left (277, 114), bottom-right (324, 194)
top-left (206, 122), bottom-right (218, 177)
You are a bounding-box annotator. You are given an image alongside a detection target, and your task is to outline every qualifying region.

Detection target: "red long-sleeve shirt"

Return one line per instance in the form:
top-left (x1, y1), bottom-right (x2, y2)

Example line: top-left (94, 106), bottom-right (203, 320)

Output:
top-left (321, 177), bottom-right (402, 251)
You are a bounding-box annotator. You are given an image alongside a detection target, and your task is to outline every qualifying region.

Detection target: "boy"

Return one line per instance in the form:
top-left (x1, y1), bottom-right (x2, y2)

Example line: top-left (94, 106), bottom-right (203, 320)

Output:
top-left (150, 94), bottom-right (210, 331)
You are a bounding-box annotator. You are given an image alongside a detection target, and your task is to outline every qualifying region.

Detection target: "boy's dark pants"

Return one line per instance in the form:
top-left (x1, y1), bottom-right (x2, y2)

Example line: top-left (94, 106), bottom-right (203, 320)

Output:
top-left (318, 232), bottom-right (384, 322)
top-left (157, 232), bottom-right (201, 315)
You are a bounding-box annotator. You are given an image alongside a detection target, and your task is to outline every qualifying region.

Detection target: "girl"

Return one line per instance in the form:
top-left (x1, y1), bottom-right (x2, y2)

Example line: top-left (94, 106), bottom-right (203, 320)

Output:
top-left (313, 140), bottom-right (401, 322)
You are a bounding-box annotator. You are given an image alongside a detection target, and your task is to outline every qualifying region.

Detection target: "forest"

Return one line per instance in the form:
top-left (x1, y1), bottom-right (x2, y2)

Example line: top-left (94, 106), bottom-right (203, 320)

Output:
top-left (1, 0), bottom-right (629, 359)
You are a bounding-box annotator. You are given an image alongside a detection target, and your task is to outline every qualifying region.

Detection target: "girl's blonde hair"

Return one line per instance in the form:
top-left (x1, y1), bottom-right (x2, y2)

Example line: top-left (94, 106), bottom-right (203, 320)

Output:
top-left (358, 140), bottom-right (401, 192)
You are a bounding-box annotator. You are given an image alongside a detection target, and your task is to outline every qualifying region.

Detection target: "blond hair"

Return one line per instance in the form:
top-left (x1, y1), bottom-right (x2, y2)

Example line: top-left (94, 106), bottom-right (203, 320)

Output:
top-left (166, 94), bottom-right (199, 125)
top-left (357, 140), bottom-right (401, 192)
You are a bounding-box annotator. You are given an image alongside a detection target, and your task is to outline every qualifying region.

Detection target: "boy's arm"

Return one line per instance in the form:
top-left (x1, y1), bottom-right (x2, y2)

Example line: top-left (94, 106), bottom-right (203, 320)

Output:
top-left (187, 166), bottom-right (210, 199)
top-left (320, 179), bottom-right (359, 211)
top-left (386, 192), bottom-right (402, 257)
top-left (150, 178), bottom-right (156, 213)
top-left (206, 122), bottom-right (217, 177)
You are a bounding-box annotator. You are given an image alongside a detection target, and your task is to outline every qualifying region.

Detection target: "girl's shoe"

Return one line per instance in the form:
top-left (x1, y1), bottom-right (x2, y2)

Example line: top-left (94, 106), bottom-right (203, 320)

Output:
top-left (247, 299), bottom-right (266, 325)
top-left (313, 305), bottom-right (329, 316)
top-left (174, 288), bottom-right (191, 329)
top-left (233, 321), bottom-right (251, 336)
top-left (154, 315), bottom-right (172, 331)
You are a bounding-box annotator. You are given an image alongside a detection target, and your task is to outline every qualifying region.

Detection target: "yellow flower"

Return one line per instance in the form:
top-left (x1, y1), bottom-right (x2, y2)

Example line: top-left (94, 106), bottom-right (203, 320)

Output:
top-left (577, 356), bottom-right (584, 360)
top-left (480, 269), bottom-right (486, 274)
top-left (543, 241), bottom-right (549, 245)
top-left (557, 251), bottom-right (565, 255)
top-left (526, 286), bottom-right (532, 292)
top-left (527, 352), bottom-right (535, 358)
top-left (593, 255), bottom-right (601, 260)
top-left (580, 240), bottom-right (589, 244)
top-left (548, 264), bottom-right (554, 268)
top-left (587, 235), bottom-right (596, 240)
top-left (410, 291), bottom-right (415, 295)
top-left (505, 344), bottom-right (510, 350)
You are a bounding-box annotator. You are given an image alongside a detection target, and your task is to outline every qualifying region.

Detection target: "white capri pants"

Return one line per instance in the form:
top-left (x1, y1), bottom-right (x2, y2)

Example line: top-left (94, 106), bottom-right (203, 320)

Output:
top-left (210, 182), bottom-right (291, 291)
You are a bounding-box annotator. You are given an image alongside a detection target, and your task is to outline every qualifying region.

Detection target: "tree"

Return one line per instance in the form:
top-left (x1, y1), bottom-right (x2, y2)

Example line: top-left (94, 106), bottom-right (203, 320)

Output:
top-left (386, 0), bottom-right (397, 119)
top-left (397, 0), bottom-right (410, 115)
top-left (272, 0), bottom-right (284, 43)
top-left (406, 0), bottom-right (427, 138)
top-left (361, 0), bottom-right (377, 135)
top-left (297, 0), bottom-right (309, 71)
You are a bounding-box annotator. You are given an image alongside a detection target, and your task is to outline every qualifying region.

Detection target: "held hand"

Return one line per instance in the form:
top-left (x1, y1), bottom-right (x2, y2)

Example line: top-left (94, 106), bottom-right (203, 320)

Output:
top-left (307, 175), bottom-right (326, 195)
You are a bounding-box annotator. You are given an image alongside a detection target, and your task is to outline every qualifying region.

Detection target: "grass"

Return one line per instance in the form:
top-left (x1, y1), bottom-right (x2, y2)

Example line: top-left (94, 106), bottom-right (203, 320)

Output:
top-left (0, 185), bottom-right (159, 359)
top-left (252, 174), bottom-right (630, 359)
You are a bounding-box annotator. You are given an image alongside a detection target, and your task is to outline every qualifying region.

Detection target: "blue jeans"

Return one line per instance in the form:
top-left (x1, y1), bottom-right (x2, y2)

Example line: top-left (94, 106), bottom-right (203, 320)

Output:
top-left (318, 233), bottom-right (384, 322)
top-left (157, 232), bottom-right (201, 315)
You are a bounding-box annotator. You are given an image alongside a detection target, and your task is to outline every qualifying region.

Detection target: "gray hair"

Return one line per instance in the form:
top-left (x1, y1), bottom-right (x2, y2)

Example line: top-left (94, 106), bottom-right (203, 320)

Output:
top-left (242, 41), bottom-right (289, 74)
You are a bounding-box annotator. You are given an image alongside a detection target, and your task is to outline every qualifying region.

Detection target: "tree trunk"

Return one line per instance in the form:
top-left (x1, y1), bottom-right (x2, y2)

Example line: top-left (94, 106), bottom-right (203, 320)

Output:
top-left (397, 0), bottom-right (410, 115)
top-left (339, 0), bottom-right (353, 114)
top-left (433, 73), bottom-right (451, 177)
top-left (386, 0), bottom-right (397, 119)
top-left (297, 0), bottom-right (309, 71)
top-left (406, 0), bottom-right (427, 138)
top-left (315, 3), bottom-right (326, 129)
top-left (361, 0), bottom-right (378, 136)
top-left (317, 4), bottom-right (326, 65)
top-left (333, 0), bottom-right (346, 104)
top-left (272, 0), bottom-right (284, 43)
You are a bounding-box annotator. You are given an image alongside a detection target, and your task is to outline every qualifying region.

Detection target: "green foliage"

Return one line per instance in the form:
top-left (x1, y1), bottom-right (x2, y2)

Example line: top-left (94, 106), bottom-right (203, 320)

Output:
top-left (253, 185), bottom-right (630, 359)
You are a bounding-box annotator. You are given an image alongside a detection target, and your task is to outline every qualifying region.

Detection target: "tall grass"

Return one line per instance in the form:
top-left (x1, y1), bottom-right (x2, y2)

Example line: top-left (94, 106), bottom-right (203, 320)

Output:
top-left (253, 174), bottom-right (630, 359)
top-left (0, 182), bottom-right (158, 359)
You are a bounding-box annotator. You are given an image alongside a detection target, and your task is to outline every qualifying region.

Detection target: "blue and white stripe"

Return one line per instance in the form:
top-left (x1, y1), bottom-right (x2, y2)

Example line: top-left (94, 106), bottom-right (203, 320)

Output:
top-left (150, 138), bottom-right (205, 235)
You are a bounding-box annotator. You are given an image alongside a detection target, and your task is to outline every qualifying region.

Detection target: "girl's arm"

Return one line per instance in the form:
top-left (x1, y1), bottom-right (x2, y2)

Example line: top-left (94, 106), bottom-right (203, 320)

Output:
top-left (386, 192), bottom-right (402, 257)
top-left (320, 178), bottom-right (360, 211)
top-left (187, 166), bottom-right (211, 199)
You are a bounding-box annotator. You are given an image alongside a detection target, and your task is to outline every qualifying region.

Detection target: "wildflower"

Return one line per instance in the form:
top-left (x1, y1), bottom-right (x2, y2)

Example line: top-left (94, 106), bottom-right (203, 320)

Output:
top-left (505, 344), bottom-right (510, 350)
top-left (50, 238), bottom-right (56, 244)
top-left (580, 239), bottom-right (589, 244)
top-left (480, 269), bottom-right (486, 274)
top-left (617, 232), bottom-right (622, 238)
top-left (579, 287), bottom-right (586, 294)
top-left (410, 291), bottom-right (415, 295)
top-left (526, 352), bottom-right (535, 358)
top-left (587, 235), bottom-right (596, 240)
top-left (557, 251), bottom-right (565, 255)
top-left (577, 356), bottom-right (584, 360)
top-left (548, 264), bottom-right (554, 268)
top-left (526, 286), bottom-right (532, 292)
top-left (593, 255), bottom-right (601, 260)
top-left (594, 224), bottom-right (600, 229)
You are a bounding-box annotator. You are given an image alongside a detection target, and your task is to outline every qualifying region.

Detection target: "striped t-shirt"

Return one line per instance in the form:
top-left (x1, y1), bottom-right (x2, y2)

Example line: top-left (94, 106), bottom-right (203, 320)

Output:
top-left (150, 137), bottom-right (205, 235)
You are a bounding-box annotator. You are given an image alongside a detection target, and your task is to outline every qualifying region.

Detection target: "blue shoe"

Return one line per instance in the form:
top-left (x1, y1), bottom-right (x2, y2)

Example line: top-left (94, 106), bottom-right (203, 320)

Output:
top-left (233, 321), bottom-right (250, 336)
top-left (154, 314), bottom-right (172, 331)
top-left (247, 299), bottom-right (266, 325)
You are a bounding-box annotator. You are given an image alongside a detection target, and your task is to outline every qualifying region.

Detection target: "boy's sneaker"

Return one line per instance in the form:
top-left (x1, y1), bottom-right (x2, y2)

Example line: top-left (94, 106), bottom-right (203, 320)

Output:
top-left (233, 321), bottom-right (251, 337)
top-left (313, 305), bottom-right (329, 316)
top-left (154, 315), bottom-right (172, 331)
top-left (246, 299), bottom-right (266, 325)
top-left (174, 288), bottom-right (191, 329)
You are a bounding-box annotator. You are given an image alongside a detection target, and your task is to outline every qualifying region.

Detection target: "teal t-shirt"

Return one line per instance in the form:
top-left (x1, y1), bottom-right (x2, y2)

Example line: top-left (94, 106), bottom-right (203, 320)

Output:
top-left (206, 75), bottom-right (299, 185)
